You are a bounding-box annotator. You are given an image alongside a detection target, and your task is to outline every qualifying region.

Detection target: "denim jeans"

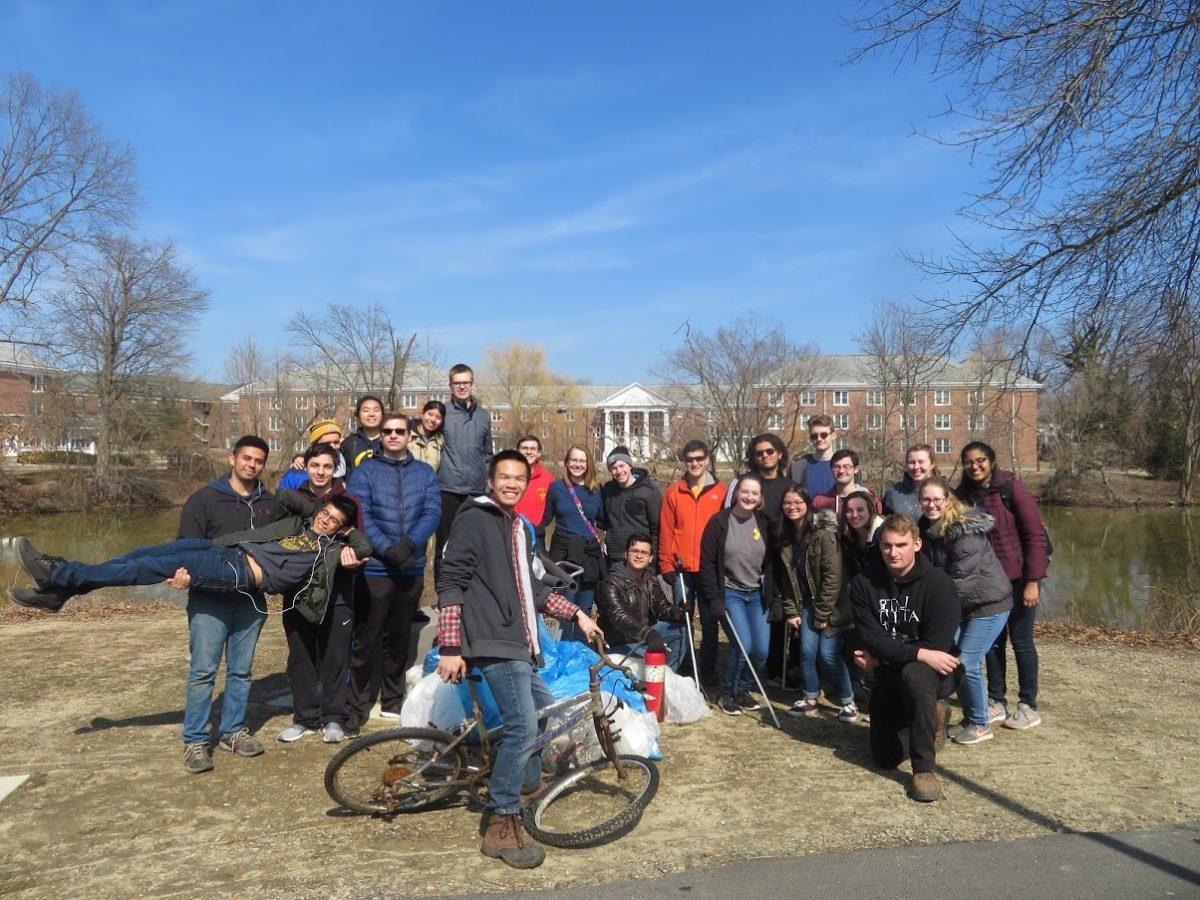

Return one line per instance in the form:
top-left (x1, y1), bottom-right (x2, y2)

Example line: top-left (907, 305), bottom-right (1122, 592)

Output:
top-left (183, 594), bottom-right (267, 744)
top-left (957, 610), bottom-right (1010, 725)
top-left (51, 538), bottom-right (251, 595)
top-left (986, 581), bottom-right (1039, 709)
top-left (798, 607), bottom-right (854, 705)
top-left (609, 619), bottom-right (688, 671)
top-left (720, 587), bottom-right (769, 696)
top-left (478, 657), bottom-right (555, 815)
top-left (561, 583), bottom-right (597, 643)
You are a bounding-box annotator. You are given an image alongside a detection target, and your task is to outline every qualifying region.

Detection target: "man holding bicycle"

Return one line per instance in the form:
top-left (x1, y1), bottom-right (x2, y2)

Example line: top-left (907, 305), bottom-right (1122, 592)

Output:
top-left (435, 449), bottom-right (604, 869)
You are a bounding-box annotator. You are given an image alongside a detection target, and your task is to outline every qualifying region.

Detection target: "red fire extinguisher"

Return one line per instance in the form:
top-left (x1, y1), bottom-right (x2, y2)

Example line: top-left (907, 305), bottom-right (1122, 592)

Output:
top-left (643, 650), bottom-right (667, 721)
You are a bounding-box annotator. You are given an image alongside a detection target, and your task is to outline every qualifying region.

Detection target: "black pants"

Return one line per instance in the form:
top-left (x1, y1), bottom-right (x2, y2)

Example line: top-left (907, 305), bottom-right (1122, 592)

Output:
top-left (346, 572), bottom-right (424, 725)
top-left (282, 571), bottom-right (354, 728)
top-left (435, 491), bottom-right (469, 580)
top-left (765, 619), bottom-right (787, 678)
top-left (869, 660), bottom-right (961, 774)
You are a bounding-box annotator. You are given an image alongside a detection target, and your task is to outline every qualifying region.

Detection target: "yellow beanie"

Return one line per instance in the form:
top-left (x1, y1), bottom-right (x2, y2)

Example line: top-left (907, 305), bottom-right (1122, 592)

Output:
top-left (309, 418), bottom-right (342, 443)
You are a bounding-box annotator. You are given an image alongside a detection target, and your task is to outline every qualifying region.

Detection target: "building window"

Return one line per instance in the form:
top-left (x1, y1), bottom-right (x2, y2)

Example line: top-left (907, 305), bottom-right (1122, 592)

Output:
top-left (269, 416), bottom-right (282, 431)
top-left (269, 396), bottom-right (282, 411)
top-left (867, 436), bottom-right (883, 452)
top-left (74, 396), bottom-right (84, 408)
top-left (901, 390), bottom-right (916, 406)
top-left (934, 413), bottom-right (952, 430)
top-left (900, 414), bottom-right (917, 430)
top-left (935, 438), bottom-right (951, 454)
top-left (867, 390), bottom-right (884, 406)
top-left (30, 375), bottom-right (44, 393)
top-left (31, 400), bottom-right (43, 416)
top-left (490, 410), bottom-right (502, 423)
top-left (767, 412), bottom-right (783, 430)
top-left (798, 390), bottom-right (815, 406)
top-left (649, 411), bottom-right (665, 438)
top-left (867, 413), bottom-right (883, 430)
top-left (833, 413), bottom-right (849, 430)
top-left (933, 389), bottom-right (950, 406)
top-left (833, 390), bottom-right (849, 406)
top-left (969, 388), bottom-right (986, 405)
top-left (402, 393), bottom-right (418, 408)
top-left (296, 395), bottom-right (310, 410)
top-left (269, 437), bottom-right (282, 452)
top-left (799, 413), bottom-right (811, 429)
top-left (629, 412), bottom-right (646, 436)
top-left (968, 414), bottom-right (987, 431)
top-left (565, 410), bottom-right (576, 422)
top-left (766, 389), bottom-right (783, 408)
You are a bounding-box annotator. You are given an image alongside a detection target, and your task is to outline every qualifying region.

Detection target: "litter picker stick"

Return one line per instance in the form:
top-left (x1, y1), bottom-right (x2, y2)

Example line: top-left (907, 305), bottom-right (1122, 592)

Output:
top-left (781, 623), bottom-right (790, 692)
top-left (723, 611), bottom-right (782, 729)
top-left (672, 554), bottom-right (705, 701)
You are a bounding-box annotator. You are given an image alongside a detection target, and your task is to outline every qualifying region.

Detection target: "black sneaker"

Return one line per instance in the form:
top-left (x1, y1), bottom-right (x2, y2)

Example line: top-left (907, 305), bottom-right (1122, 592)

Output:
top-left (718, 695), bottom-right (742, 716)
top-left (736, 692), bottom-right (763, 711)
top-left (17, 537), bottom-right (64, 591)
top-left (8, 585), bottom-right (71, 613)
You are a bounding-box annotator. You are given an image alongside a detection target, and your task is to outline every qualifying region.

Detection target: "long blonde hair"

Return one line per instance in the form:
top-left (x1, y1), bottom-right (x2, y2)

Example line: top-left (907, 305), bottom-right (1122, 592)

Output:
top-left (563, 444), bottom-right (599, 492)
top-left (920, 477), bottom-right (967, 537)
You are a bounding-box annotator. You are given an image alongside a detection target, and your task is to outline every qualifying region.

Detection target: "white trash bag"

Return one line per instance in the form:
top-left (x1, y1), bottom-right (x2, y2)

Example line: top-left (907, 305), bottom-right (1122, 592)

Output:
top-left (604, 691), bottom-right (662, 758)
top-left (662, 668), bottom-right (710, 724)
top-left (400, 672), bottom-right (467, 731)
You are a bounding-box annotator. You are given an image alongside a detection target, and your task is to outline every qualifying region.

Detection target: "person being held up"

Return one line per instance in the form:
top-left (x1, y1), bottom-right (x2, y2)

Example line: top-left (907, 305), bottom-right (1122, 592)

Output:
top-left (596, 532), bottom-right (687, 670)
top-left (436, 450), bottom-right (604, 870)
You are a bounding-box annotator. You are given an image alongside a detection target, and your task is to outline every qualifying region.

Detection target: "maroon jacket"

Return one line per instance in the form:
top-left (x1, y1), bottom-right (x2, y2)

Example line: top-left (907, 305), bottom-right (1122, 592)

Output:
top-left (954, 469), bottom-right (1048, 583)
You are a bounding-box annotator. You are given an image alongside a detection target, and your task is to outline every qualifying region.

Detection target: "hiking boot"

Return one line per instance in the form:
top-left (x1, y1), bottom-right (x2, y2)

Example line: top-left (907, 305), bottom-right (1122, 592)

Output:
top-left (987, 701), bottom-right (1008, 724)
top-left (321, 722), bottom-right (345, 743)
top-left (7, 585), bottom-right (71, 613)
top-left (787, 697), bottom-right (819, 718)
top-left (480, 812), bottom-right (545, 869)
top-left (736, 692), bottom-right (763, 711)
top-left (934, 700), bottom-right (949, 749)
top-left (277, 723), bottom-right (316, 743)
top-left (837, 702), bottom-right (860, 723)
top-left (909, 771), bottom-right (943, 802)
top-left (17, 538), bottom-right (65, 591)
top-left (183, 742), bottom-right (213, 774)
top-left (218, 728), bottom-right (264, 757)
top-left (718, 695), bottom-right (742, 716)
top-left (1002, 702), bottom-right (1042, 731)
top-left (952, 723), bottom-right (995, 745)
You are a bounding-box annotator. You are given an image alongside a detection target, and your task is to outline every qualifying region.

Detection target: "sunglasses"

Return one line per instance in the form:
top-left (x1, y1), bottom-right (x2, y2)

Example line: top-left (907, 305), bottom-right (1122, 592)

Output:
top-left (683, 455), bottom-right (707, 463)
top-left (382, 427), bottom-right (408, 436)
top-left (754, 448), bottom-right (778, 457)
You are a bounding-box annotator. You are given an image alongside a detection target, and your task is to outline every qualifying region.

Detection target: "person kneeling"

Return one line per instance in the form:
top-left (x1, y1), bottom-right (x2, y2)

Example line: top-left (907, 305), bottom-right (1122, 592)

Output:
top-left (596, 532), bottom-right (687, 670)
top-left (11, 492), bottom-right (368, 612)
top-left (849, 514), bottom-right (962, 802)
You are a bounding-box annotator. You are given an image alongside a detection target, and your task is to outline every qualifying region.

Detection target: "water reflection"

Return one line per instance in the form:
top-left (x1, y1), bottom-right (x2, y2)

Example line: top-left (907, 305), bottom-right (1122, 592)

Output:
top-left (0, 505), bottom-right (1195, 629)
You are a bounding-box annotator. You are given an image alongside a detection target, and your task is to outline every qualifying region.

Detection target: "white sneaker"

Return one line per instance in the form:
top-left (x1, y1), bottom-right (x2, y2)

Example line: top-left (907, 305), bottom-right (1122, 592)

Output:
top-left (277, 723), bottom-right (316, 743)
top-left (321, 722), bottom-right (345, 743)
top-left (1002, 702), bottom-right (1042, 731)
top-left (378, 710), bottom-right (402, 722)
top-left (987, 701), bottom-right (1008, 724)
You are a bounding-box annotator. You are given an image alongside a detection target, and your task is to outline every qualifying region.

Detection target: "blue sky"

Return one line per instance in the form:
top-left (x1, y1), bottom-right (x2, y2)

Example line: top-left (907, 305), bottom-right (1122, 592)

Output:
top-left (3, 1), bottom-right (982, 384)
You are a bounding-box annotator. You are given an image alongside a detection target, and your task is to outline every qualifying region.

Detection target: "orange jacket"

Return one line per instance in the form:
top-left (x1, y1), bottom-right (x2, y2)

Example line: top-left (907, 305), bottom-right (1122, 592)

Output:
top-left (658, 475), bottom-right (728, 574)
top-left (515, 461), bottom-right (555, 527)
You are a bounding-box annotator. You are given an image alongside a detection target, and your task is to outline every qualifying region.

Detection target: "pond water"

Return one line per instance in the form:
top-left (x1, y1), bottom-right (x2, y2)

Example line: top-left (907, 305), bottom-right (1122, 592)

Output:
top-left (0, 505), bottom-right (1196, 631)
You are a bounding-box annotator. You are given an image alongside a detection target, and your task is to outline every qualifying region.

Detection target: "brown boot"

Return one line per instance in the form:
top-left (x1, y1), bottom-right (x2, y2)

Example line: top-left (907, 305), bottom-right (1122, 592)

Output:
top-left (480, 812), bottom-right (546, 869)
top-left (934, 700), bottom-right (949, 750)
top-left (909, 771), bottom-right (944, 802)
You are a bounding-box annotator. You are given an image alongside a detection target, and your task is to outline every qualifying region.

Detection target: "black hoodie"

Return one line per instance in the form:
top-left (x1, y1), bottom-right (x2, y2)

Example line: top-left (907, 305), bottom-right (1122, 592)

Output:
top-left (600, 468), bottom-right (662, 561)
top-left (849, 554), bottom-right (959, 667)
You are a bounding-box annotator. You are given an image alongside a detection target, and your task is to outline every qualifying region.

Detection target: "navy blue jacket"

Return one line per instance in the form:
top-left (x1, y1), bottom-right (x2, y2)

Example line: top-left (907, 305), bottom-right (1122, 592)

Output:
top-left (347, 451), bottom-right (441, 577)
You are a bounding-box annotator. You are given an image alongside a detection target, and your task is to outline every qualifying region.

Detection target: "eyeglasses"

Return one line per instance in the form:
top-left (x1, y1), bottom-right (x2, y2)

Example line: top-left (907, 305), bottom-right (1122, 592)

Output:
top-left (451, 380), bottom-right (473, 388)
top-left (963, 457), bottom-right (989, 468)
top-left (811, 431), bottom-right (831, 440)
top-left (920, 496), bottom-right (946, 505)
top-left (754, 448), bottom-right (778, 457)
top-left (832, 464), bottom-right (856, 473)
top-left (683, 455), bottom-right (707, 464)
top-left (382, 427), bottom-right (408, 436)
top-left (781, 500), bottom-right (806, 509)
top-left (315, 509), bottom-right (347, 528)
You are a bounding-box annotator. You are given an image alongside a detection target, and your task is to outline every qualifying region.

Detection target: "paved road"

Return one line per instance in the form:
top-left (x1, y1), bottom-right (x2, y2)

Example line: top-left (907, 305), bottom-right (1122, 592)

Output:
top-left (456, 822), bottom-right (1200, 899)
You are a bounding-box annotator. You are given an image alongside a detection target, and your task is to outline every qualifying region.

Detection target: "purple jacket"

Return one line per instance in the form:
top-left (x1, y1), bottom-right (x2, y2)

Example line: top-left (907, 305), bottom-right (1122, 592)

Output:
top-left (954, 469), bottom-right (1048, 583)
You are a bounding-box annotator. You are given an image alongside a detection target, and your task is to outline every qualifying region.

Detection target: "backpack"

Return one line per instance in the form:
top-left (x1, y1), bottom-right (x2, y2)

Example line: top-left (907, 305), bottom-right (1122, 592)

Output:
top-left (995, 480), bottom-right (1054, 560)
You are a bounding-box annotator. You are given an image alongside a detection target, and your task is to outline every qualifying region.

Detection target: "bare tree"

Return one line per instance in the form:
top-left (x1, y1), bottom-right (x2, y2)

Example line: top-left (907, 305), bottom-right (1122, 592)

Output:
top-left (850, 3), bottom-right (1200, 366)
top-left (479, 340), bottom-right (582, 456)
top-left (656, 315), bottom-right (817, 469)
top-left (223, 334), bottom-right (272, 437)
top-left (1153, 293), bottom-right (1200, 502)
top-left (42, 234), bottom-right (207, 490)
top-left (854, 300), bottom-right (946, 487)
top-left (1, 71), bottom-right (138, 310)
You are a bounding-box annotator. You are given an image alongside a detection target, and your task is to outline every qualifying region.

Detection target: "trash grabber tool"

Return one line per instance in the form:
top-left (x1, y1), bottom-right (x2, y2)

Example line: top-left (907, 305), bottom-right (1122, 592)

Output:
top-left (672, 554), bottom-right (705, 701)
top-left (781, 621), bottom-right (791, 692)
top-left (723, 611), bottom-right (782, 729)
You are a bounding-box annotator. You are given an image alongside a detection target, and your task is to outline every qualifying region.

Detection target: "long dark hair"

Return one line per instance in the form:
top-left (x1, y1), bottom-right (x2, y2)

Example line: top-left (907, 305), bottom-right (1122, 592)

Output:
top-left (839, 489), bottom-right (879, 547)
top-left (775, 485), bottom-right (812, 548)
top-left (418, 399), bottom-right (446, 436)
top-left (744, 432), bottom-right (789, 472)
top-left (957, 440), bottom-right (997, 501)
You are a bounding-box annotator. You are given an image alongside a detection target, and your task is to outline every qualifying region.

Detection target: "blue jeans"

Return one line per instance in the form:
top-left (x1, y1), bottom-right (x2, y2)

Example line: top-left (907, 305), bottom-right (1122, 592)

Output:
top-left (561, 583), bottom-right (597, 643)
top-left (609, 620), bottom-right (688, 671)
top-left (957, 610), bottom-right (1010, 726)
top-left (720, 587), bottom-right (769, 696)
top-left (798, 607), bottom-right (854, 705)
top-left (478, 657), bottom-right (555, 815)
top-left (51, 538), bottom-right (251, 595)
top-left (183, 594), bottom-right (267, 744)
top-left (986, 582), bottom-right (1039, 709)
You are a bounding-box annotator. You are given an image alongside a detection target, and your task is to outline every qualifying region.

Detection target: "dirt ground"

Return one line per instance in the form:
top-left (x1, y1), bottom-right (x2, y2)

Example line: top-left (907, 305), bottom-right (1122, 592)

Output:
top-left (1, 612), bottom-right (1197, 899)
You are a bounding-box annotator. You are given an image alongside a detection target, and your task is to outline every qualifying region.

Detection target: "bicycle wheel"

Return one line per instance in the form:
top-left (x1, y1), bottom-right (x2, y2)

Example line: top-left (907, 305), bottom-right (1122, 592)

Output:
top-left (324, 727), bottom-right (469, 815)
top-left (523, 754), bottom-right (659, 849)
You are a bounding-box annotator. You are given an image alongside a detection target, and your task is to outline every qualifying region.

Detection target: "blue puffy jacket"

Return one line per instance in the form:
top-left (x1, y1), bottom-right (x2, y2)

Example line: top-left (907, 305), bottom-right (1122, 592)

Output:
top-left (347, 451), bottom-right (441, 577)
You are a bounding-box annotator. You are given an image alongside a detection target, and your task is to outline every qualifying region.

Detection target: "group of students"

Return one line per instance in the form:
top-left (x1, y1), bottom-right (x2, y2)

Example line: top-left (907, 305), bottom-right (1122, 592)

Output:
top-left (7, 373), bottom-right (1050, 868)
